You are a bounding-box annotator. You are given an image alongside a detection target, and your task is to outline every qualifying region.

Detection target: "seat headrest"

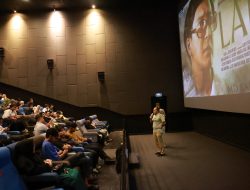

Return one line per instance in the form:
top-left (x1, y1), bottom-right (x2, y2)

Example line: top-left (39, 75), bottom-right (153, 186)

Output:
top-left (15, 138), bottom-right (33, 155)
top-left (15, 135), bottom-right (45, 155)
top-left (33, 135), bottom-right (45, 152)
top-left (76, 118), bottom-right (85, 126)
top-left (89, 115), bottom-right (98, 120)
top-left (79, 125), bottom-right (88, 133)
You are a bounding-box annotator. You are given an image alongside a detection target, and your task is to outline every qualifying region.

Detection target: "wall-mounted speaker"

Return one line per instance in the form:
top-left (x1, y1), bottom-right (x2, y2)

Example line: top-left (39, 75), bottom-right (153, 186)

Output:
top-left (98, 72), bottom-right (105, 82)
top-left (47, 59), bottom-right (54, 70)
top-left (0, 47), bottom-right (4, 58)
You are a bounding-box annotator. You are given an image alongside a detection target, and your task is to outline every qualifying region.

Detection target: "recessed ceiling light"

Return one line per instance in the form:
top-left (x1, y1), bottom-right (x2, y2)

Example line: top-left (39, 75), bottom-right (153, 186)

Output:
top-left (14, 10), bottom-right (17, 13)
top-left (92, 5), bottom-right (96, 9)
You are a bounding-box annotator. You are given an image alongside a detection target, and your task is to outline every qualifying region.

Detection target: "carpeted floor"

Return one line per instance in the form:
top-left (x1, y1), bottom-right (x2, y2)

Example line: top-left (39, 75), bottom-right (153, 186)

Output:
top-left (129, 132), bottom-right (250, 190)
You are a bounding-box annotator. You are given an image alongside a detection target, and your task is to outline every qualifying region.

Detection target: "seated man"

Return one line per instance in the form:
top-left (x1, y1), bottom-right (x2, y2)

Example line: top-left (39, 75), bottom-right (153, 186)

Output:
top-left (56, 124), bottom-right (101, 174)
top-left (54, 110), bottom-right (68, 123)
top-left (42, 128), bottom-right (98, 189)
top-left (14, 139), bottom-right (86, 190)
top-left (84, 117), bottom-right (96, 130)
top-left (2, 103), bottom-right (19, 120)
top-left (33, 113), bottom-right (53, 136)
top-left (42, 128), bottom-right (69, 161)
top-left (66, 122), bottom-right (113, 164)
top-left (17, 101), bottom-right (26, 115)
top-left (83, 117), bottom-right (112, 144)
top-left (2, 103), bottom-right (34, 133)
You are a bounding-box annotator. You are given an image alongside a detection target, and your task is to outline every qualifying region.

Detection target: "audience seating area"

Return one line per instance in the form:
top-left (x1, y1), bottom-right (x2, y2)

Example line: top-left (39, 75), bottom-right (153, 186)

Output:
top-left (0, 92), bottom-right (125, 190)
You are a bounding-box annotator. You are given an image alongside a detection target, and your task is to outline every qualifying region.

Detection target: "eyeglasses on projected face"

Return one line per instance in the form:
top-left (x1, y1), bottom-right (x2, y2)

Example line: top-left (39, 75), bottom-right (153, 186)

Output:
top-left (190, 12), bottom-right (217, 39)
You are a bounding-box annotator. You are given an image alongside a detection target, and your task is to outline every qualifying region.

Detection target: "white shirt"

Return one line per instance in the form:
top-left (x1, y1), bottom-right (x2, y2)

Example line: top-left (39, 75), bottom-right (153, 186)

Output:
top-left (34, 121), bottom-right (48, 136)
top-left (2, 109), bottom-right (16, 119)
top-left (152, 113), bottom-right (165, 131)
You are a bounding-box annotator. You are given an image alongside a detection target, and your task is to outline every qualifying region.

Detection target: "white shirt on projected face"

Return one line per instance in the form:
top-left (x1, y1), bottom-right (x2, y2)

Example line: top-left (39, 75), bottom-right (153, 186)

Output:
top-left (184, 73), bottom-right (227, 97)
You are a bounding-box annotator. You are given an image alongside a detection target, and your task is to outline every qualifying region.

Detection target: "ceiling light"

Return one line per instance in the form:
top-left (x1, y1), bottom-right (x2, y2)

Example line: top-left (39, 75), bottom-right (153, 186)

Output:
top-left (92, 5), bottom-right (96, 9)
top-left (14, 10), bottom-right (17, 13)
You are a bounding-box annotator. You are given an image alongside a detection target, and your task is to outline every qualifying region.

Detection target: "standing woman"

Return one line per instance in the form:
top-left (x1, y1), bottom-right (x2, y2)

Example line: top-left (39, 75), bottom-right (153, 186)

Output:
top-left (150, 107), bottom-right (165, 156)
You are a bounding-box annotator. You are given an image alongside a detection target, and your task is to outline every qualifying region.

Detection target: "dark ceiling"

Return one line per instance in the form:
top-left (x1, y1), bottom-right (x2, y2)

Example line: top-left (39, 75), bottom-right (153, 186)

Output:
top-left (0, 0), bottom-right (108, 12)
top-left (0, 0), bottom-right (180, 13)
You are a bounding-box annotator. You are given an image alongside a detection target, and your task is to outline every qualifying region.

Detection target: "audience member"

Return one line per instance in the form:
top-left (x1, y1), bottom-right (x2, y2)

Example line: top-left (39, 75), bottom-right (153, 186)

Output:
top-left (33, 113), bottom-right (53, 136)
top-left (42, 128), bottom-right (98, 189)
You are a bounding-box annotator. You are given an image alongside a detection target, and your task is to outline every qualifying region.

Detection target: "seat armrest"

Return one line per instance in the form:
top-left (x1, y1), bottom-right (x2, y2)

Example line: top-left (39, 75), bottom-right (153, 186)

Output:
top-left (23, 172), bottom-right (61, 189)
top-left (52, 160), bottom-right (70, 166)
top-left (76, 119), bottom-right (85, 126)
top-left (83, 133), bottom-right (99, 143)
top-left (89, 114), bottom-right (98, 120)
top-left (77, 125), bottom-right (99, 142)
top-left (25, 172), bottom-right (59, 182)
top-left (7, 131), bottom-right (21, 135)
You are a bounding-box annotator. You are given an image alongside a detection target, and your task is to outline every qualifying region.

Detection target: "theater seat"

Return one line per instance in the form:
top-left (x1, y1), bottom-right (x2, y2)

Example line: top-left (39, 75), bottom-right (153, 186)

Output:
top-left (13, 136), bottom-right (62, 189)
top-left (0, 146), bottom-right (27, 190)
top-left (4, 136), bottom-right (64, 190)
top-left (89, 115), bottom-right (109, 129)
top-left (76, 119), bottom-right (99, 143)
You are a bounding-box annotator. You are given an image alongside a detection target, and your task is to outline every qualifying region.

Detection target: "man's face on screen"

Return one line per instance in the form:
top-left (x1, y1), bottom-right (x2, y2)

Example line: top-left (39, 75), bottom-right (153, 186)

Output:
top-left (187, 0), bottom-right (212, 71)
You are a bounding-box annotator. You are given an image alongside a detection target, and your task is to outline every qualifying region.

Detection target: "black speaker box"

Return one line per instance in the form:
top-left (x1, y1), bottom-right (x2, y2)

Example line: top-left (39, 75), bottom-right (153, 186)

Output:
top-left (0, 47), bottom-right (4, 57)
top-left (47, 59), bottom-right (54, 69)
top-left (98, 72), bottom-right (105, 81)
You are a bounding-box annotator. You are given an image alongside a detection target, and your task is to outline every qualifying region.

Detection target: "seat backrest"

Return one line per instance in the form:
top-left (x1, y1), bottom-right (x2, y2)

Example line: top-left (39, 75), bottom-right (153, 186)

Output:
top-left (0, 147), bottom-right (27, 190)
top-left (77, 125), bottom-right (98, 142)
top-left (6, 142), bottom-right (18, 158)
top-left (79, 125), bottom-right (88, 134)
top-left (89, 114), bottom-right (98, 120)
top-left (33, 135), bottom-right (46, 152)
top-left (15, 137), bottom-right (34, 155)
top-left (76, 118), bottom-right (85, 126)
top-left (5, 137), bottom-right (63, 190)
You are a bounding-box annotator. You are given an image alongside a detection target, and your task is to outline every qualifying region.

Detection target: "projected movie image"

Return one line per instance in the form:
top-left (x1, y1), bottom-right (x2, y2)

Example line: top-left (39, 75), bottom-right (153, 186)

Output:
top-left (179, 0), bottom-right (250, 97)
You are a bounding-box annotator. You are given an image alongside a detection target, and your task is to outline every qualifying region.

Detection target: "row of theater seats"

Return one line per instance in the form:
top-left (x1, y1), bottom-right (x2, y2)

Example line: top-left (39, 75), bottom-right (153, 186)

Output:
top-left (0, 119), bottom-right (112, 190)
top-left (0, 135), bottom-right (64, 190)
top-left (76, 115), bottom-right (110, 144)
top-left (0, 112), bottom-right (112, 189)
top-left (0, 93), bottom-right (113, 190)
top-left (0, 114), bottom-right (110, 147)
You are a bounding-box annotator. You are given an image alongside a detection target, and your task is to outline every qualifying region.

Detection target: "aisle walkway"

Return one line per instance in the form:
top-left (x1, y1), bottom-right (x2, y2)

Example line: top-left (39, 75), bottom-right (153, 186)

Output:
top-left (98, 131), bottom-right (123, 190)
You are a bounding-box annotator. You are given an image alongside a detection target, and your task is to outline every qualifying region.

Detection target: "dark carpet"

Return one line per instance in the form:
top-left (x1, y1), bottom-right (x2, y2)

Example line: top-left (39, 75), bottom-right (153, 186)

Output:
top-left (129, 132), bottom-right (250, 190)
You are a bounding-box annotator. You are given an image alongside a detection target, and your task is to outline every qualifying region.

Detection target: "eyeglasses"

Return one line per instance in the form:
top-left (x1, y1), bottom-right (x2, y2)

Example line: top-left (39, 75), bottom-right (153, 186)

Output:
top-left (190, 13), bottom-right (217, 38)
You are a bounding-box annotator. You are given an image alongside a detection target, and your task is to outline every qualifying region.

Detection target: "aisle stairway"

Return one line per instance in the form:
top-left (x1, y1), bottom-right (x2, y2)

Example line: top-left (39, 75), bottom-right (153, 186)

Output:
top-left (98, 130), bottom-right (124, 190)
